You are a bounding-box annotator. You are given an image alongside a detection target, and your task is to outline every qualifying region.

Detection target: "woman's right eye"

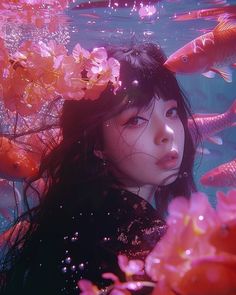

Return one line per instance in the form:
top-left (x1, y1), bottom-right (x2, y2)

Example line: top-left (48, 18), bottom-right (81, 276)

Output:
top-left (124, 116), bottom-right (148, 127)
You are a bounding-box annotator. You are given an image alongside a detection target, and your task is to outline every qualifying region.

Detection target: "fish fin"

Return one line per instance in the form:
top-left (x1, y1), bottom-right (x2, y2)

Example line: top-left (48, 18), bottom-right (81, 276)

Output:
top-left (217, 14), bottom-right (232, 24)
top-left (214, 20), bottom-right (236, 33)
top-left (196, 147), bottom-right (211, 155)
top-left (208, 136), bottom-right (223, 145)
top-left (210, 66), bottom-right (232, 82)
top-left (228, 99), bottom-right (236, 115)
top-left (193, 112), bottom-right (220, 118)
top-left (232, 63), bottom-right (236, 68)
top-left (202, 70), bottom-right (216, 78)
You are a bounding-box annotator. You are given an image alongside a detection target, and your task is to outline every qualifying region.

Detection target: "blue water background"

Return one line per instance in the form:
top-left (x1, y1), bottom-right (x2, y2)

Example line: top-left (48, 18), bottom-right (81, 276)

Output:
top-left (0, 0), bottom-right (236, 232)
top-left (68, 0), bottom-right (236, 205)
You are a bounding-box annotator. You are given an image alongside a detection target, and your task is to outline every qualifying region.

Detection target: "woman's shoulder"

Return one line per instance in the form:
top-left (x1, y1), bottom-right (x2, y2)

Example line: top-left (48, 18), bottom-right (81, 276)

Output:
top-left (92, 187), bottom-right (167, 259)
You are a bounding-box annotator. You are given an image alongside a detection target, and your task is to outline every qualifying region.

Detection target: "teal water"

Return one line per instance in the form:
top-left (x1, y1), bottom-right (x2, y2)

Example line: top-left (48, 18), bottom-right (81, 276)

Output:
top-left (68, 0), bottom-right (236, 204)
top-left (0, 0), bottom-right (236, 232)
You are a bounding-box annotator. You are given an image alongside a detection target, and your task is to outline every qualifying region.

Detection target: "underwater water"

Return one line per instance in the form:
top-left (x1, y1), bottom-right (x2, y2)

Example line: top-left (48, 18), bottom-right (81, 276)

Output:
top-left (68, 0), bottom-right (236, 205)
top-left (0, 0), bottom-right (236, 232)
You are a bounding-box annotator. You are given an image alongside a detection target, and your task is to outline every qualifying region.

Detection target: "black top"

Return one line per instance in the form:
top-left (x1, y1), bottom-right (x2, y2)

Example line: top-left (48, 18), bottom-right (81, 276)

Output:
top-left (2, 187), bottom-right (167, 294)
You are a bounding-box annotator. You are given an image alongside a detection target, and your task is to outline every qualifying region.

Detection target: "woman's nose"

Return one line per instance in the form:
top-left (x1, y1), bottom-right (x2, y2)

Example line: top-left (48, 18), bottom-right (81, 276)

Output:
top-left (154, 124), bottom-right (174, 145)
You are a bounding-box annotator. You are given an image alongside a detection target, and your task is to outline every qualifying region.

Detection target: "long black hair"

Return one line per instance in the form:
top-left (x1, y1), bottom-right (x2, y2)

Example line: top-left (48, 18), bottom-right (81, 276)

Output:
top-left (0, 42), bottom-right (200, 284)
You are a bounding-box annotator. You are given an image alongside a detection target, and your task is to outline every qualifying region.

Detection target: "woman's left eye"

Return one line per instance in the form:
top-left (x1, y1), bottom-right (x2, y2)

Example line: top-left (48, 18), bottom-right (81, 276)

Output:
top-left (166, 107), bottom-right (179, 118)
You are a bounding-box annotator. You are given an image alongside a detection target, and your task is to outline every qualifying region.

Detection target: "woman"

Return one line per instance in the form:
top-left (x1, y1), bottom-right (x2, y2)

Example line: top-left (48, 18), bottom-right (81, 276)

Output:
top-left (0, 43), bottom-right (199, 294)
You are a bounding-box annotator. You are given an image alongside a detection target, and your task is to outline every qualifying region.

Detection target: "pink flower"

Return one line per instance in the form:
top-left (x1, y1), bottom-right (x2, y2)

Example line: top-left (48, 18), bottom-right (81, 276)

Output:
top-left (109, 290), bottom-right (131, 295)
top-left (77, 279), bottom-right (99, 295)
top-left (167, 192), bottom-right (219, 233)
top-left (90, 47), bottom-right (108, 64)
top-left (118, 255), bottom-right (144, 276)
top-left (102, 272), bottom-right (144, 294)
top-left (146, 192), bottom-right (220, 289)
top-left (216, 189), bottom-right (236, 222)
top-left (0, 39), bottom-right (120, 115)
top-left (138, 5), bottom-right (157, 18)
top-left (72, 43), bottom-right (90, 64)
top-left (85, 47), bottom-right (108, 80)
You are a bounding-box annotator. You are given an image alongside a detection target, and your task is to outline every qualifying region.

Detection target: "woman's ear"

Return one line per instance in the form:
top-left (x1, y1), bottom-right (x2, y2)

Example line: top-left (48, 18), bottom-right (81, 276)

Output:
top-left (93, 149), bottom-right (105, 160)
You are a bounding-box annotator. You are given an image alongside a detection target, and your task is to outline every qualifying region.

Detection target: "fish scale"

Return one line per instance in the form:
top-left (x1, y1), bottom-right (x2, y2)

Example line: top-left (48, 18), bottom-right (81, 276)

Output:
top-left (200, 159), bottom-right (236, 187)
top-left (188, 100), bottom-right (236, 142)
top-left (213, 27), bottom-right (236, 66)
top-left (221, 160), bottom-right (236, 186)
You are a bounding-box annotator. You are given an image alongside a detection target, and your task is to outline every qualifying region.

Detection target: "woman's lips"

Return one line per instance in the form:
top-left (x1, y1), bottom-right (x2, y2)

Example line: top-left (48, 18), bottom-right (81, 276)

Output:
top-left (156, 150), bottom-right (179, 169)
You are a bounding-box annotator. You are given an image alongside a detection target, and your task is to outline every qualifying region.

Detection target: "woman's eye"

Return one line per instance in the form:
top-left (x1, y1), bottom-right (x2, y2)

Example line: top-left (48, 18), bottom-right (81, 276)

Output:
top-left (124, 116), bottom-right (147, 127)
top-left (166, 107), bottom-right (179, 118)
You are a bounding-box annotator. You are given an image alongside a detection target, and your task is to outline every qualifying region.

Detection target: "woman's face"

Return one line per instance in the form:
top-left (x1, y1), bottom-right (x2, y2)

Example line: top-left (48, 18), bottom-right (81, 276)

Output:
top-left (101, 98), bottom-right (185, 189)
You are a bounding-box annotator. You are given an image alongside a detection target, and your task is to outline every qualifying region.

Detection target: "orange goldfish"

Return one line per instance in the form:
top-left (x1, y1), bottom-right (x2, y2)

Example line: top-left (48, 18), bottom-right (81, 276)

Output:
top-left (200, 158), bottom-right (236, 187)
top-left (164, 21), bottom-right (236, 82)
top-left (73, 0), bottom-right (159, 9)
top-left (0, 136), bottom-right (39, 180)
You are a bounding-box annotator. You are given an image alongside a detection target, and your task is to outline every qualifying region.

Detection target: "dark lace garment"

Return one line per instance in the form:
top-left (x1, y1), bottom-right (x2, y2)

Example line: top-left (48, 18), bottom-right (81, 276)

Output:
top-left (2, 187), bottom-right (167, 295)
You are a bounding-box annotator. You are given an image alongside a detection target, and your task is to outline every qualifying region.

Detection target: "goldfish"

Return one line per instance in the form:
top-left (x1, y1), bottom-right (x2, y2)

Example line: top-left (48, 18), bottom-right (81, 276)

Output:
top-left (164, 21), bottom-right (236, 82)
top-left (200, 158), bottom-right (236, 187)
top-left (73, 0), bottom-right (160, 9)
top-left (78, 13), bottom-right (101, 19)
top-left (188, 99), bottom-right (236, 145)
top-left (173, 4), bottom-right (236, 22)
top-left (0, 136), bottom-right (39, 180)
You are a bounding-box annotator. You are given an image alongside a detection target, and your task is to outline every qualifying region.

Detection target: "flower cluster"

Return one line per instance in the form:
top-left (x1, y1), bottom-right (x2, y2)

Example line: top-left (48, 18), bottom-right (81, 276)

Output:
top-left (146, 189), bottom-right (236, 295)
top-left (78, 254), bottom-right (153, 295)
top-left (77, 189), bottom-right (236, 295)
top-left (0, 39), bottom-right (120, 116)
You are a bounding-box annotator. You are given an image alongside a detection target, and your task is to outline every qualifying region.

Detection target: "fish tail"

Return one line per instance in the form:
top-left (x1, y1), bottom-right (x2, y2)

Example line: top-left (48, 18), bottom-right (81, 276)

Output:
top-left (230, 99), bottom-right (236, 115)
top-left (229, 99), bottom-right (236, 126)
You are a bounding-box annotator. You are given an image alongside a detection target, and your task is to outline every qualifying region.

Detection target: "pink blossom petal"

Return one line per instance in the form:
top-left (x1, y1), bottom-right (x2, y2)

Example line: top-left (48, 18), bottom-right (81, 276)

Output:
top-left (118, 255), bottom-right (144, 275)
top-left (91, 47), bottom-right (107, 62)
top-left (77, 279), bottom-right (99, 295)
top-left (118, 255), bottom-right (128, 272)
top-left (110, 289), bottom-right (131, 295)
top-left (102, 272), bottom-right (120, 283)
top-left (138, 5), bottom-right (157, 18)
top-left (216, 189), bottom-right (236, 222)
top-left (77, 279), bottom-right (94, 291)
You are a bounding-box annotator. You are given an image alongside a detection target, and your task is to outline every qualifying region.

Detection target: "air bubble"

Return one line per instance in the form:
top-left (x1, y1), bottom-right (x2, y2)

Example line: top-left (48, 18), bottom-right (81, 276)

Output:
top-left (65, 257), bottom-right (71, 264)
top-left (78, 263), bottom-right (85, 270)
